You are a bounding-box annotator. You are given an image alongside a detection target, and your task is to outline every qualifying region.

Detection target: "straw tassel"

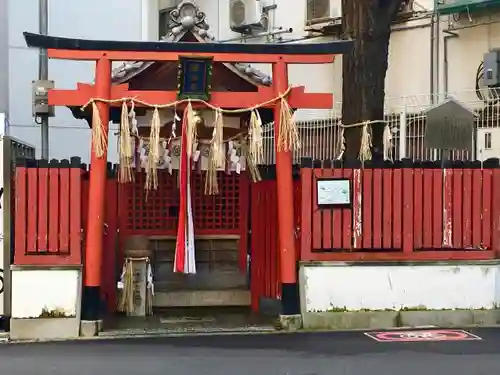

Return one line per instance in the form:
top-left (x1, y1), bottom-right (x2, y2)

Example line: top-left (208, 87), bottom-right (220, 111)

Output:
top-left (117, 259), bottom-right (134, 314)
top-left (91, 101), bottom-right (107, 158)
top-left (145, 106), bottom-right (161, 191)
top-left (248, 109), bottom-right (264, 165)
top-left (359, 122), bottom-right (372, 162)
top-left (277, 96), bottom-right (300, 152)
top-left (118, 101), bottom-right (134, 183)
top-left (205, 109), bottom-right (224, 195)
top-left (241, 139), bottom-right (261, 182)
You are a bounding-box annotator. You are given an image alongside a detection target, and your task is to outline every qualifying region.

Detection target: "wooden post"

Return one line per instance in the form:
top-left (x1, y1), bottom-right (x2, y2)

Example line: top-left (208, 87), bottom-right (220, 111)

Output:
top-left (81, 58), bottom-right (111, 321)
top-left (273, 61), bottom-right (299, 315)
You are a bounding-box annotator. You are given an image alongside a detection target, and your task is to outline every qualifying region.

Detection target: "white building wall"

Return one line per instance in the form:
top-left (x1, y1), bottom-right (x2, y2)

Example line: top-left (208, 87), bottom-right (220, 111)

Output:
top-left (3, 0), bottom-right (500, 160)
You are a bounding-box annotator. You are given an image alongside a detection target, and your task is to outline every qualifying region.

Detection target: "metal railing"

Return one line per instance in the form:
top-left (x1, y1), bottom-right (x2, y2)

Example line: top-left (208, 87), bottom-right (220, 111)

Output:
top-left (260, 88), bottom-right (500, 164)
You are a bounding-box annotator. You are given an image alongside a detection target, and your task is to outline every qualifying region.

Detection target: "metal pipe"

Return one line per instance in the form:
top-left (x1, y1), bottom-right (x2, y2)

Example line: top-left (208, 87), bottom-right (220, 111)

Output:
top-left (39, 0), bottom-right (49, 160)
top-left (435, 4), bottom-right (441, 102)
top-left (430, 11), bottom-right (435, 105)
top-left (219, 27), bottom-right (293, 43)
top-left (443, 31), bottom-right (458, 96)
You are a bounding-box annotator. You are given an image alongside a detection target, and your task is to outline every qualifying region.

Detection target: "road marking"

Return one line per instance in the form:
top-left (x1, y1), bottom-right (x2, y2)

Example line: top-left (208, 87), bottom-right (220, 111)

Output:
top-left (364, 329), bottom-right (482, 342)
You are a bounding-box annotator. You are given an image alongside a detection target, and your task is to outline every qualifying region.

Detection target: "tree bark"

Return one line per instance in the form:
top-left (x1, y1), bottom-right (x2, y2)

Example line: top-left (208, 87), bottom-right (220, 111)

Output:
top-left (341, 0), bottom-right (404, 161)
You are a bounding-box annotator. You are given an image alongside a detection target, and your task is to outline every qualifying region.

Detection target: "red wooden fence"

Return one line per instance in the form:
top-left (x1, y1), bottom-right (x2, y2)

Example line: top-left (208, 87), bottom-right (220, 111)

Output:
top-left (250, 166), bottom-right (301, 312)
top-left (14, 158), bottom-right (83, 266)
top-left (300, 158), bottom-right (500, 261)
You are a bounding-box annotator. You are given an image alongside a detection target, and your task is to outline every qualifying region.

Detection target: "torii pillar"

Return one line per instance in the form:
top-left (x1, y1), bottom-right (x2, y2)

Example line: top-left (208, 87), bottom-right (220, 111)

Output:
top-left (273, 61), bottom-right (298, 315)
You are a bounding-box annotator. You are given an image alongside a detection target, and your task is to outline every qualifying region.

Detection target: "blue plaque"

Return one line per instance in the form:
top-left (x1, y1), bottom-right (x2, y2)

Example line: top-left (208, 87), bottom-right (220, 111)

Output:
top-left (177, 57), bottom-right (213, 100)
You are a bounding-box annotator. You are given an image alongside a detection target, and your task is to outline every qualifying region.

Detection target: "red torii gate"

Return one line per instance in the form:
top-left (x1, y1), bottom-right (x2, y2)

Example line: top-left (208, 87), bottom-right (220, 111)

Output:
top-left (23, 32), bottom-right (352, 321)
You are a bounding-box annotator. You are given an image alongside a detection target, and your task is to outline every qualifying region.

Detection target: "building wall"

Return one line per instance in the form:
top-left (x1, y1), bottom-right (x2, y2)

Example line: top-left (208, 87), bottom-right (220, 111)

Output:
top-left (4, 0), bottom-right (500, 160)
top-left (156, 0), bottom-right (500, 153)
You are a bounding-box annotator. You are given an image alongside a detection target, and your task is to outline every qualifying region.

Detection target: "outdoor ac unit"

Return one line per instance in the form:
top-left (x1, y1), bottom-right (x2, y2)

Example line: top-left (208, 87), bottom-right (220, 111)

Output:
top-left (229, 0), bottom-right (267, 34)
top-left (398, 0), bottom-right (414, 14)
top-left (306, 0), bottom-right (341, 26)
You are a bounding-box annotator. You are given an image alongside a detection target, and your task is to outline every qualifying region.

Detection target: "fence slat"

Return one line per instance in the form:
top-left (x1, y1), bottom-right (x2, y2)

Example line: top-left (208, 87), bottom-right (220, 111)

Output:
top-left (402, 166), bottom-right (414, 254)
top-left (352, 169), bottom-right (363, 249)
top-left (483, 169), bottom-right (493, 249)
top-left (413, 168), bottom-right (423, 249)
top-left (432, 169), bottom-right (443, 248)
top-left (26, 168), bottom-right (38, 253)
top-left (462, 169), bottom-right (473, 248)
top-left (392, 169), bottom-right (402, 249)
top-left (331, 168), bottom-right (343, 249)
top-left (452, 169), bottom-right (463, 248)
top-left (472, 169), bottom-right (483, 248)
top-left (37, 164), bottom-right (49, 253)
top-left (69, 165), bottom-right (82, 263)
top-left (362, 169), bottom-right (373, 249)
top-left (372, 169), bottom-right (383, 249)
top-left (48, 167), bottom-right (60, 253)
top-left (300, 165), bottom-right (313, 259)
top-left (422, 169), bottom-right (433, 248)
top-left (382, 169), bottom-right (393, 249)
top-left (14, 167), bottom-right (27, 258)
top-left (492, 168), bottom-right (500, 256)
top-left (342, 168), bottom-right (353, 250)
top-left (320, 169), bottom-right (332, 249)
top-left (312, 170), bottom-right (322, 251)
top-left (59, 164), bottom-right (70, 253)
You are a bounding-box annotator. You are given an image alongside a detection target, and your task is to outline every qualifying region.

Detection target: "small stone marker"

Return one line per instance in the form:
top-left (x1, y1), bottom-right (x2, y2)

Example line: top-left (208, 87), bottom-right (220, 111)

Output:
top-left (364, 329), bottom-right (482, 342)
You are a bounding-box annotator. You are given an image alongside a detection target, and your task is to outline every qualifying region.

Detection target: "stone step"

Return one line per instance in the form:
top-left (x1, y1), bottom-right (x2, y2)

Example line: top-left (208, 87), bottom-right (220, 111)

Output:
top-left (153, 289), bottom-right (251, 308)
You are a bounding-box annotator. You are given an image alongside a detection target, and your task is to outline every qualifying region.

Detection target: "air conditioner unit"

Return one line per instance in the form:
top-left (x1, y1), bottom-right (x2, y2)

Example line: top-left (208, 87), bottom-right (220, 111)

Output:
top-left (398, 0), bottom-right (414, 14)
top-left (229, 0), bottom-right (268, 34)
top-left (306, 0), bottom-right (341, 26)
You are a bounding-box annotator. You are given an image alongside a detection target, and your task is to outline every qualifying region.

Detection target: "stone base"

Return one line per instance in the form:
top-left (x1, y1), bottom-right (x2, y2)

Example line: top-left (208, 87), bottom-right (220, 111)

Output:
top-left (302, 309), bottom-right (500, 330)
top-left (80, 320), bottom-right (104, 337)
top-left (278, 314), bottom-right (302, 331)
top-left (10, 317), bottom-right (79, 341)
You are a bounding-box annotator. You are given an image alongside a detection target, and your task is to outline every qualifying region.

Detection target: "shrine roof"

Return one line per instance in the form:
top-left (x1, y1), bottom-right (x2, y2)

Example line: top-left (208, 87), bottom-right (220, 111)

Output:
top-left (111, 1), bottom-right (272, 87)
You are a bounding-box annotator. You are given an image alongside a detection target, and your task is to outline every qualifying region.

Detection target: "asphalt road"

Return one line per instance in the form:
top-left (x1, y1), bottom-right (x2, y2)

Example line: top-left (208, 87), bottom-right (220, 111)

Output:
top-left (1, 328), bottom-right (500, 375)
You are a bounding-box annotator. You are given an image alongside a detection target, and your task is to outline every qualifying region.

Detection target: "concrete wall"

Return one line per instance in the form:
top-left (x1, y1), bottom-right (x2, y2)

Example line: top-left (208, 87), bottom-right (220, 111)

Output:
top-left (10, 266), bottom-right (82, 340)
top-left (300, 261), bottom-right (500, 312)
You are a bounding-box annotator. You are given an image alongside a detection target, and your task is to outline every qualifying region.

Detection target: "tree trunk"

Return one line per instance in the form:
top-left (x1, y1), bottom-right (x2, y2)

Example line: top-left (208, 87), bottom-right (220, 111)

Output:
top-left (341, 0), bottom-right (404, 161)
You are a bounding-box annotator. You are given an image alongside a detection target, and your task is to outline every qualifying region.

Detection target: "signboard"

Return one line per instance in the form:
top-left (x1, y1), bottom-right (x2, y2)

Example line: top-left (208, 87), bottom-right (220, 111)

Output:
top-left (424, 98), bottom-right (475, 150)
top-left (316, 178), bottom-right (351, 207)
top-left (365, 329), bottom-right (482, 343)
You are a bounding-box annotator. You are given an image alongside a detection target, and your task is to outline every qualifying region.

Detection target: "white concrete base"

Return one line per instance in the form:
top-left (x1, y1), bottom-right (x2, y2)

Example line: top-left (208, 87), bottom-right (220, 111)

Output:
top-left (10, 317), bottom-right (80, 341)
top-left (80, 320), bottom-right (103, 337)
top-left (299, 261), bottom-right (500, 330)
top-left (10, 265), bottom-right (82, 341)
top-left (300, 261), bottom-right (500, 313)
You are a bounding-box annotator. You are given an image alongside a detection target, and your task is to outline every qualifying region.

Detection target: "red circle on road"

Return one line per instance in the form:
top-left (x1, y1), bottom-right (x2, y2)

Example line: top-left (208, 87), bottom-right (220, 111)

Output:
top-left (374, 330), bottom-right (472, 342)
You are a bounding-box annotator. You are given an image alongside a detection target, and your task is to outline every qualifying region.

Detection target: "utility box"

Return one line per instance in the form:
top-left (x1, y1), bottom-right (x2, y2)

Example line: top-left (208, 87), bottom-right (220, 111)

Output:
top-left (483, 51), bottom-right (500, 87)
top-left (32, 80), bottom-right (55, 117)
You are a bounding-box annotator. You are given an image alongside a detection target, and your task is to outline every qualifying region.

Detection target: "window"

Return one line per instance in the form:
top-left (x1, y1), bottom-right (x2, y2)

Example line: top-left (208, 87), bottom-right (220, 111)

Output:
top-left (484, 132), bottom-right (492, 150)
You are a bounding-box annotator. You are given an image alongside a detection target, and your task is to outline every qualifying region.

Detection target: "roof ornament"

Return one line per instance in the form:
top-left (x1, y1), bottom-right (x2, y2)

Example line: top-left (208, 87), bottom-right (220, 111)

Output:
top-left (169, 1), bottom-right (208, 33)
